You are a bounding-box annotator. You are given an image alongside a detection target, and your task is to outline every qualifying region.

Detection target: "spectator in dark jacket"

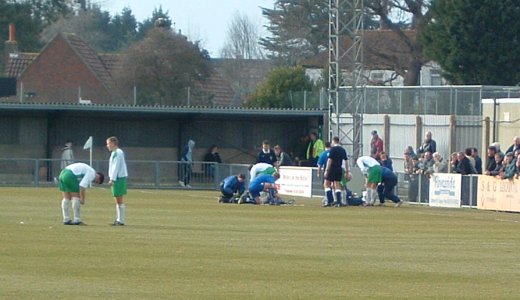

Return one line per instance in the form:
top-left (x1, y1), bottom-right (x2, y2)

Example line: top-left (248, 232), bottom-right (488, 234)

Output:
top-left (485, 146), bottom-right (497, 174)
top-left (274, 145), bottom-right (293, 166)
top-left (456, 152), bottom-right (475, 175)
top-left (506, 136), bottom-right (520, 154)
top-left (417, 131), bottom-right (437, 156)
top-left (486, 152), bottom-right (504, 176)
top-left (471, 147), bottom-right (482, 174)
top-left (257, 140), bottom-right (277, 166)
top-left (203, 145), bottom-right (222, 179)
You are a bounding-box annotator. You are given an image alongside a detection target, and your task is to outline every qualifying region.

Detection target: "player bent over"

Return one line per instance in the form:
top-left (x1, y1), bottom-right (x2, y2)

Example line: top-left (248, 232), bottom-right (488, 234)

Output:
top-left (219, 173), bottom-right (246, 203)
top-left (356, 156), bottom-right (381, 206)
top-left (59, 163), bottom-right (104, 225)
top-left (244, 173), bottom-right (280, 204)
top-left (377, 166), bottom-right (404, 207)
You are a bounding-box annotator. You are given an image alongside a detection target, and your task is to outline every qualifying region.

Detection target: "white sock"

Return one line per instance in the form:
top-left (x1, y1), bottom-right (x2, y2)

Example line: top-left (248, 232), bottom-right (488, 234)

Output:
top-left (366, 189), bottom-right (373, 205)
top-left (371, 188), bottom-right (378, 205)
top-left (61, 199), bottom-right (71, 222)
top-left (72, 197), bottom-right (81, 222)
top-left (117, 203), bottom-right (126, 224)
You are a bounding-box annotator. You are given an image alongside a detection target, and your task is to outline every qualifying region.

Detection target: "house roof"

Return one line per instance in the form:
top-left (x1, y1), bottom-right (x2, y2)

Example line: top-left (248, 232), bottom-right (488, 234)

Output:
top-left (303, 30), bottom-right (417, 70)
top-left (5, 52), bottom-right (37, 78)
top-left (4, 33), bottom-right (236, 106)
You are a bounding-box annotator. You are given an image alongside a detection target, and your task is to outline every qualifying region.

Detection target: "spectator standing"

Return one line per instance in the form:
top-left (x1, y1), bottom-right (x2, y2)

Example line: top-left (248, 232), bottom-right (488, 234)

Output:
top-left (419, 151), bottom-right (435, 177)
top-left (306, 132), bottom-right (325, 167)
top-left (486, 152), bottom-right (504, 176)
top-left (432, 152), bottom-right (448, 173)
top-left (485, 146), bottom-right (498, 174)
top-left (219, 173), bottom-right (245, 203)
top-left (417, 131), bottom-right (437, 156)
top-left (506, 136), bottom-right (520, 154)
top-left (257, 140), bottom-right (277, 166)
top-left (106, 136), bottom-right (128, 226)
top-left (516, 153), bottom-right (520, 178)
top-left (370, 130), bottom-right (384, 161)
top-left (203, 145), bottom-right (222, 180)
top-left (59, 162), bottom-right (104, 225)
top-left (471, 147), bottom-right (482, 174)
top-left (274, 145), bottom-right (293, 166)
top-left (456, 151), bottom-right (475, 175)
top-left (380, 151), bottom-right (393, 171)
top-left (499, 152), bottom-right (516, 179)
top-left (404, 145), bottom-right (417, 159)
top-left (450, 152), bottom-right (460, 173)
top-left (60, 140), bottom-right (74, 170)
top-left (179, 139), bottom-right (195, 188)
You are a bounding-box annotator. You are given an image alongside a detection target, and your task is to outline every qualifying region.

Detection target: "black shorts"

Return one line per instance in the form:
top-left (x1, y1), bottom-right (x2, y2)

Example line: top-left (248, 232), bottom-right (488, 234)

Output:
top-left (325, 168), bottom-right (343, 182)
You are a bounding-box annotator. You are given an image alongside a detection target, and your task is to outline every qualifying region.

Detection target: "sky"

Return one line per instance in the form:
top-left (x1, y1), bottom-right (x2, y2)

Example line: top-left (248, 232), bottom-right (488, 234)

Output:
top-left (101, 0), bottom-right (275, 57)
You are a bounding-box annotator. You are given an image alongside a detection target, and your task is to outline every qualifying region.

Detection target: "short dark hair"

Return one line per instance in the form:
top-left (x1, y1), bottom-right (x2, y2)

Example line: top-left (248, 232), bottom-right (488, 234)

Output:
top-left (238, 173), bottom-right (245, 179)
top-left (96, 172), bottom-right (105, 184)
top-left (325, 141), bottom-right (331, 148)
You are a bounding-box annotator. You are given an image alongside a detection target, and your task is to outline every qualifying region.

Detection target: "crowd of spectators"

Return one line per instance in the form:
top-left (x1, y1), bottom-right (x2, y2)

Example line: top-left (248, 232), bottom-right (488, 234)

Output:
top-left (402, 133), bottom-right (520, 181)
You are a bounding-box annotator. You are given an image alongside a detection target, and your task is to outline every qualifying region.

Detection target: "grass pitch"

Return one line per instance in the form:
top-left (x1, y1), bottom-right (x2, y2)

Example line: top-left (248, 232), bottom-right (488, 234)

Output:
top-left (1, 187), bottom-right (519, 299)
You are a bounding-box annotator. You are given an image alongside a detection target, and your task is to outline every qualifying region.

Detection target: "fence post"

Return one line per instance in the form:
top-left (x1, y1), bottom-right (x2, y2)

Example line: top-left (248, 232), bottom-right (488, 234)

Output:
top-left (416, 116), bottom-right (423, 151)
top-left (155, 161), bottom-right (160, 188)
top-left (34, 159), bottom-right (39, 187)
top-left (384, 114), bottom-right (390, 154)
top-left (447, 115), bottom-right (457, 173)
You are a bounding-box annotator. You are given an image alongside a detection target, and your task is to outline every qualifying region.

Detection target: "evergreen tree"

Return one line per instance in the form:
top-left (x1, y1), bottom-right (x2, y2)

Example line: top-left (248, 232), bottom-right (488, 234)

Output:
top-left (421, 0), bottom-right (520, 85)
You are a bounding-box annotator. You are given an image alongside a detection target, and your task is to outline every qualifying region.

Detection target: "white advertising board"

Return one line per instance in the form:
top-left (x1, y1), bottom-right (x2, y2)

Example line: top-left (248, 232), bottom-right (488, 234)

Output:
top-left (429, 173), bottom-right (461, 208)
top-left (277, 167), bottom-right (313, 198)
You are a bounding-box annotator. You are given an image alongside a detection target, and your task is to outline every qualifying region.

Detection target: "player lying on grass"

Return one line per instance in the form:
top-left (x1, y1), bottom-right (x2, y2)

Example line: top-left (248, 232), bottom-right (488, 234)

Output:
top-left (219, 173), bottom-right (246, 203)
top-left (59, 162), bottom-right (104, 225)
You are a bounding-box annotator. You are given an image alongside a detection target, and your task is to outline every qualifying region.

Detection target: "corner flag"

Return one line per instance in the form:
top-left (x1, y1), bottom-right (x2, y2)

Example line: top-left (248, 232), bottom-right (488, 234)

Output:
top-left (83, 136), bottom-right (93, 150)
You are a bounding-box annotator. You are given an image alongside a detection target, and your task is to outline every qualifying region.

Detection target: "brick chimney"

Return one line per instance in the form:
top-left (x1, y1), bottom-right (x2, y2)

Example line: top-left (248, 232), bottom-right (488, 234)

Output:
top-left (4, 23), bottom-right (19, 74)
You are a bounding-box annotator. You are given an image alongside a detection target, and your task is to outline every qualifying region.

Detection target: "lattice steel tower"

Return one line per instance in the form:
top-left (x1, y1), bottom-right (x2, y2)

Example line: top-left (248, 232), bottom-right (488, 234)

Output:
top-left (328, 0), bottom-right (364, 160)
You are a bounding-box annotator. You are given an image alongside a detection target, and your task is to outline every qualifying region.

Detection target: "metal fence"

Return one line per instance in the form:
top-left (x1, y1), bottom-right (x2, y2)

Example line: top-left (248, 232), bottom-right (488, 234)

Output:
top-left (288, 85), bottom-right (520, 114)
top-left (1, 158), bottom-right (480, 207)
top-left (0, 159), bottom-right (249, 190)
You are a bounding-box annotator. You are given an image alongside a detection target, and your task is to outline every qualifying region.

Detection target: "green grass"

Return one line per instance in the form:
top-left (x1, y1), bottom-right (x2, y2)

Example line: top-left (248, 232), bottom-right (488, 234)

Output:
top-left (1, 187), bottom-right (520, 299)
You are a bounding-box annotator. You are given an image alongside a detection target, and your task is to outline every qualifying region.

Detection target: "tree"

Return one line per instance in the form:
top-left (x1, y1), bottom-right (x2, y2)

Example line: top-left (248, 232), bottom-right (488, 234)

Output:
top-left (136, 6), bottom-right (173, 40)
top-left (261, 0), bottom-right (378, 66)
top-left (262, 0), bottom-right (432, 85)
top-left (219, 12), bottom-right (268, 105)
top-left (41, 5), bottom-right (139, 52)
top-left (41, 5), bottom-right (112, 51)
top-left (246, 66), bottom-right (314, 108)
top-left (365, 0), bottom-right (433, 86)
top-left (115, 28), bottom-right (212, 106)
top-left (421, 0), bottom-right (520, 85)
top-left (221, 11), bottom-right (264, 59)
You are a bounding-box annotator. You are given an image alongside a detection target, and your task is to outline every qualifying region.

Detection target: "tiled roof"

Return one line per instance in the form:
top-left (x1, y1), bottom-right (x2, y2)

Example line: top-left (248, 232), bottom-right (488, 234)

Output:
top-left (3, 33), bottom-right (238, 106)
top-left (4, 53), bottom-right (37, 78)
top-left (61, 33), bottom-right (113, 89)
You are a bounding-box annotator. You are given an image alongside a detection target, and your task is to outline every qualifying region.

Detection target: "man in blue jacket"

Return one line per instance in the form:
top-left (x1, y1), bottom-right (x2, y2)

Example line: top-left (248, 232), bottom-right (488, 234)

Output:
top-left (219, 173), bottom-right (246, 203)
